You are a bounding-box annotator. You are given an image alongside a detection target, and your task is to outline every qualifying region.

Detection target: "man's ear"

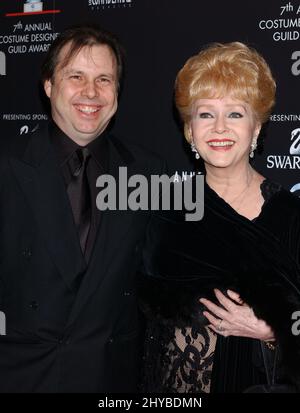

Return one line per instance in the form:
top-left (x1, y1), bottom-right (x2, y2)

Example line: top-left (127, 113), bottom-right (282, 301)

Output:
top-left (44, 79), bottom-right (52, 98)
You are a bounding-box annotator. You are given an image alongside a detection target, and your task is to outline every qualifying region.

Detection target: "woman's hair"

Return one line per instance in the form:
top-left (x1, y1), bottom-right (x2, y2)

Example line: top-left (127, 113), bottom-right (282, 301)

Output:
top-left (174, 42), bottom-right (276, 141)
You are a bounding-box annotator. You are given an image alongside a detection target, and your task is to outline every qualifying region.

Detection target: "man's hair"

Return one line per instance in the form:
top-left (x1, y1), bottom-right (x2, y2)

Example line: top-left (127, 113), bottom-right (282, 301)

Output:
top-left (41, 24), bottom-right (125, 90)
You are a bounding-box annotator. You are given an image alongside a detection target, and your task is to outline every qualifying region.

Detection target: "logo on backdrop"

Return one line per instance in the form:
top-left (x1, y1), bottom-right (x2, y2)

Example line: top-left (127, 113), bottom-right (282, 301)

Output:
top-left (290, 128), bottom-right (300, 154)
top-left (267, 125), bottom-right (300, 169)
top-left (88, 0), bottom-right (133, 11)
top-left (20, 125), bottom-right (29, 135)
top-left (24, 1), bottom-right (44, 13)
top-left (5, 0), bottom-right (61, 17)
top-left (19, 124), bottom-right (40, 134)
top-left (0, 311), bottom-right (6, 336)
top-left (290, 182), bottom-right (300, 194)
top-left (1, 114), bottom-right (46, 134)
top-left (0, 50), bottom-right (6, 75)
top-left (20, 123), bottom-right (40, 135)
top-left (291, 50), bottom-right (300, 75)
top-left (258, 2), bottom-right (300, 42)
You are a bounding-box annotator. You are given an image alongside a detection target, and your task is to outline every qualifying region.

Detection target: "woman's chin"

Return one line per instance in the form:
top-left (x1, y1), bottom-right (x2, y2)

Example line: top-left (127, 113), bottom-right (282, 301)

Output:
top-left (204, 158), bottom-right (235, 169)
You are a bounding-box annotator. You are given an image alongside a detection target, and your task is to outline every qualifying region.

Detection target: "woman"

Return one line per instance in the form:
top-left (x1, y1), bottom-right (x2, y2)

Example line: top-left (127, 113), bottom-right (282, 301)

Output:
top-left (139, 42), bottom-right (300, 393)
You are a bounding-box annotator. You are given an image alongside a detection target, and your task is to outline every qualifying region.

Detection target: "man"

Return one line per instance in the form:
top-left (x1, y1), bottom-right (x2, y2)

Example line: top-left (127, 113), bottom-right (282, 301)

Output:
top-left (0, 25), bottom-right (163, 392)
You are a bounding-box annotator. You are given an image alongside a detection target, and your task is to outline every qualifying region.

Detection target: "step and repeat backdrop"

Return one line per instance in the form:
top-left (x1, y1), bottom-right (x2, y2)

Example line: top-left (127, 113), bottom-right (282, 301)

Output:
top-left (0, 0), bottom-right (299, 191)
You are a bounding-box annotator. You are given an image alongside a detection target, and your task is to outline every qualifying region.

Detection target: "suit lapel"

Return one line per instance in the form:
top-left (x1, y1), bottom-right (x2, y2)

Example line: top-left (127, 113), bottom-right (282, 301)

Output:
top-left (66, 136), bottom-right (137, 328)
top-left (10, 127), bottom-right (86, 292)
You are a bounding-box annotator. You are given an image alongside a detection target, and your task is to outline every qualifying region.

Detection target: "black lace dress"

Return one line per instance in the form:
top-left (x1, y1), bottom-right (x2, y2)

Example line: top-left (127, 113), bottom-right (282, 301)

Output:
top-left (139, 179), bottom-right (300, 393)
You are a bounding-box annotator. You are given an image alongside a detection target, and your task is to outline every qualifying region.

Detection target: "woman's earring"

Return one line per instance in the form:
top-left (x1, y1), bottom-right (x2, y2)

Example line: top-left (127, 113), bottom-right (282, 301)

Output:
top-left (249, 138), bottom-right (257, 159)
top-left (191, 142), bottom-right (200, 160)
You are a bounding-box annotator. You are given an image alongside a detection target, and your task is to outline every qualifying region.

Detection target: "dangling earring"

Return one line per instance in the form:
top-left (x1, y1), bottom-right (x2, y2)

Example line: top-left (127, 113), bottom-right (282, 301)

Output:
top-left (191, 142), bottom-right (200, 160)
top-left (249, 138), bottom-right (257, 159)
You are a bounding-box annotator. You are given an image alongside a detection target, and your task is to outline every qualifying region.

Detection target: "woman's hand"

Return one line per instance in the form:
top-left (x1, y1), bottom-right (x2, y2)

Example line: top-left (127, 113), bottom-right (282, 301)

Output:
top-left (200, 289), bottom-right (275, 341)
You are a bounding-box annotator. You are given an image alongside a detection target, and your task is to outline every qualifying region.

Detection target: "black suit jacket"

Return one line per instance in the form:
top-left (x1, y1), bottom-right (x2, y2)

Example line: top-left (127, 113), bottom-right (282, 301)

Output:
top-left (0, 125), bottom-right (164, 392)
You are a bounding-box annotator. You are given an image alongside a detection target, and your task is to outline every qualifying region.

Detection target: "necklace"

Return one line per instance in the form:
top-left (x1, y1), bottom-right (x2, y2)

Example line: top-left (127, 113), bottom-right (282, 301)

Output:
top-left (228, 170), bottom-right (254, 211)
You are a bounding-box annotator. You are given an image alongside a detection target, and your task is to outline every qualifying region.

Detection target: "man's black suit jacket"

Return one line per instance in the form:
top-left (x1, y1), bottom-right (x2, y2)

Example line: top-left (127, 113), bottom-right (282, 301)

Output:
top-left (0, 125), bottom-right (164, 392)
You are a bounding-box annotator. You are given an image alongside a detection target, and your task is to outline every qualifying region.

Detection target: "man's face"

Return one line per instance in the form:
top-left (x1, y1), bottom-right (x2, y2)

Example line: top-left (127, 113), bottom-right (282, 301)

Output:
top-left (44, 43), bottom-right (118, 146)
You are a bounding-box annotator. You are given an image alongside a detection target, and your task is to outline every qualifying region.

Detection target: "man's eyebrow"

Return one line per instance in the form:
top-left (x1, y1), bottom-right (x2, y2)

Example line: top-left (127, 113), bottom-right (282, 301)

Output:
top-left (62, 68), bottom-right (115, 78)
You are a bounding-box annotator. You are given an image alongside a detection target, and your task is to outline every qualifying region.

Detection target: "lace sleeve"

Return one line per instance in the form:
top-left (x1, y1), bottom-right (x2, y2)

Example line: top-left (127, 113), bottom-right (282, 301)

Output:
top-left (141, 318), bottom-right (217, 393)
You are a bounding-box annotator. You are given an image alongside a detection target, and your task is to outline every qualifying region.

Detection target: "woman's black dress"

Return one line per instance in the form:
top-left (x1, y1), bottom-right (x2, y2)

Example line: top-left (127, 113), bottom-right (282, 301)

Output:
top-left (139, 180), bottom-right (300, 392)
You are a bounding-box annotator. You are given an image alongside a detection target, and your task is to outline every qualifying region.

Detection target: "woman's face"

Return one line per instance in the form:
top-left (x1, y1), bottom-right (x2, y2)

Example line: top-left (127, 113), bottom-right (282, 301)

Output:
top-left (189, 96), bottom-right (261, 170)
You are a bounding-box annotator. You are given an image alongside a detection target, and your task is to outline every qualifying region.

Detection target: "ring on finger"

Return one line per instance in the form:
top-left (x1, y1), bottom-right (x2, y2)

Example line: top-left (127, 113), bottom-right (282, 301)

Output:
top-left (217, 319), bottom-right (225, 332)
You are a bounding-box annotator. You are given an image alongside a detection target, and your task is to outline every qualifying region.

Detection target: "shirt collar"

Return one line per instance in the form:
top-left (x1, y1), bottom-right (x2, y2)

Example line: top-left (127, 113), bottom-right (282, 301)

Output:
top-left (49, 121), bottom-right (109, 170)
